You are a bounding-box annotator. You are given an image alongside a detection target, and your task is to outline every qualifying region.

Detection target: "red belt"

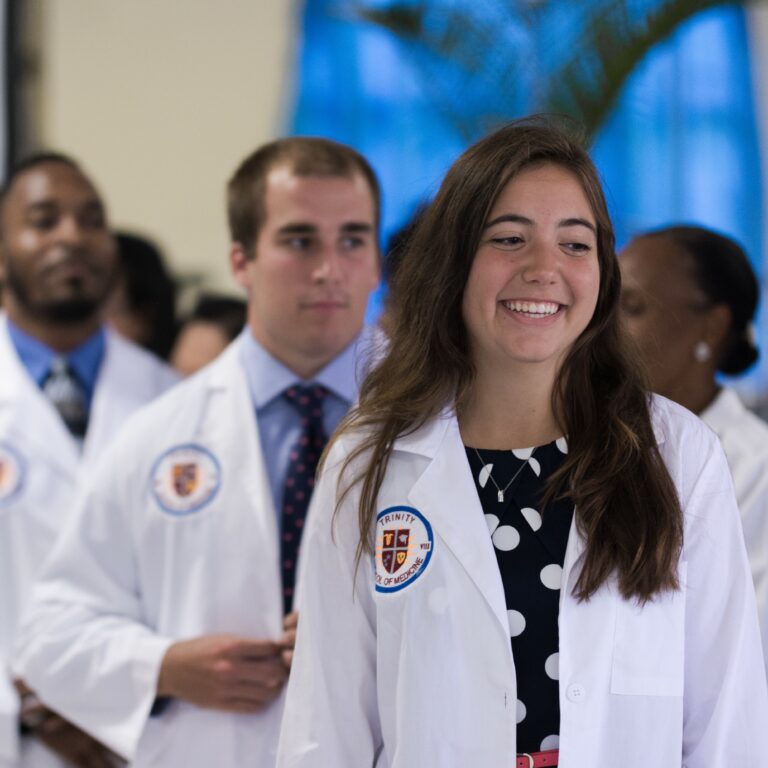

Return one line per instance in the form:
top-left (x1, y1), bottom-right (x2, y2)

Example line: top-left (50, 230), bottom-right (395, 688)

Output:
top-left (517, 750), bottom-right (559, 767)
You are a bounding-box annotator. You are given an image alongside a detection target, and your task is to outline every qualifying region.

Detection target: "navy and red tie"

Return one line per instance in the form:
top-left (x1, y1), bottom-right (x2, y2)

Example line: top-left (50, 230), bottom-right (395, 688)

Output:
top-left (281, 384), bottom-right (329, 614)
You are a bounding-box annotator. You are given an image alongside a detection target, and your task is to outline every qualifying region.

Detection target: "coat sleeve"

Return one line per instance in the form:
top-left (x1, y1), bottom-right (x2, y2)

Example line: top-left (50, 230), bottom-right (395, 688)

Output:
top-left (733, 445), bottom-right (768, 685)
top-left (680, 427), bottom-right (768, 764)
top-left (12, 439), bottom-right (173, 761)
top-left (277, 439), bottom-right (382, 767)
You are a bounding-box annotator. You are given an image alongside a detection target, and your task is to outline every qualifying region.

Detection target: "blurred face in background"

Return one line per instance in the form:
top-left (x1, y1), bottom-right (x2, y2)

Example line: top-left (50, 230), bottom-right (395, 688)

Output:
top-left (170, 321), bottom-right (231, 376)
top-left (0, 161), bottom-right (116, 325)
top-left (619, 236), bottom-right (715, 399)
top-left (232, 165), bottom-right (380, 379)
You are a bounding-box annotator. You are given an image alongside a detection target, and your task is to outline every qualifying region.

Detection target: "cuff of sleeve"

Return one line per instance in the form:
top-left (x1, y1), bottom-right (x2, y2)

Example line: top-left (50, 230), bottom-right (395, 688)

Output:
top-left (0, 672), bottom-right (20, 762)
top-left (92, 633), bottom-right (175, 761)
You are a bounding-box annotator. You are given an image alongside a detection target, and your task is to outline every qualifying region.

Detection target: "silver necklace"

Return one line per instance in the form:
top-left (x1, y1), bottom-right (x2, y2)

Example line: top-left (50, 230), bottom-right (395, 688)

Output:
top-left (472, 446), bottom-right (537, 503)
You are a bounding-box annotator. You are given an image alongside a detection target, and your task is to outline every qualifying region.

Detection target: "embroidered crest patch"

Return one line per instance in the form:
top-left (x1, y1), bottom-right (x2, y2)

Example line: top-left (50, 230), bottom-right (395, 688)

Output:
top-left (150, 444), bottom-right (221, 516)
top-left (0, 442), bottom-right (24, 507)
top-left (375, 506), bottom-right (433, 593)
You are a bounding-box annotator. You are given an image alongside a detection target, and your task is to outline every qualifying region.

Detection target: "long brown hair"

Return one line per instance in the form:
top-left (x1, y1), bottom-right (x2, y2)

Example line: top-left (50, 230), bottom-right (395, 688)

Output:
top-left (334, 117), bottom-right (683, 602)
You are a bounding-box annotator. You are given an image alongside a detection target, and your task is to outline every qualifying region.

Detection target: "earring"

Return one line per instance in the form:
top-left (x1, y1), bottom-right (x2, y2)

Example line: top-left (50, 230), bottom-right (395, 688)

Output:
top-left (693, 341), bottom-right (712, 363)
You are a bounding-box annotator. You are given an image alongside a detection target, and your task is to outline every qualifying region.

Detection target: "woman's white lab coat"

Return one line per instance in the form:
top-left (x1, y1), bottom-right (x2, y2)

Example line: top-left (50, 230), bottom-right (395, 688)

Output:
top-left (13, 341), bottom-right (287, 767)
top-left (701, 386), bottom-right (768, 680)
top-left (0, 315), bottom-right (177, 768)
top-left (277, 395), bottom-right (768, 768)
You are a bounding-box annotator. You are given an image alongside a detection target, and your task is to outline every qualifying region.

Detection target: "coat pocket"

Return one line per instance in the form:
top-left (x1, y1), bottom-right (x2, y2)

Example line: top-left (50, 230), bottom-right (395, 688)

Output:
top-left (610, 561), bottom-right (687, 697)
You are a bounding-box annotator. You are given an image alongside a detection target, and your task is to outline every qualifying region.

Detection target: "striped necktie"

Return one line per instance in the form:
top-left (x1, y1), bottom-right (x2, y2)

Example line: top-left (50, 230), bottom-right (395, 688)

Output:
top-left (42, 357), bottom-right (88, 438)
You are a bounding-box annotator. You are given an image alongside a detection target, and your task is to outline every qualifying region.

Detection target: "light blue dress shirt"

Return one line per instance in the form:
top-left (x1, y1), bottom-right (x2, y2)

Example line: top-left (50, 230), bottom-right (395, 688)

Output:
top-left (6, 320), bottom-right (106, 411)
top-left (239, 328), bottom-right (363, 518)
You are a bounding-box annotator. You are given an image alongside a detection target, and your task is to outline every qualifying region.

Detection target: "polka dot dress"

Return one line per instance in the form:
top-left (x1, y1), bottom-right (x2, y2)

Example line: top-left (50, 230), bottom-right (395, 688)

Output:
top-left (465, 438), bottom-right (572, 754)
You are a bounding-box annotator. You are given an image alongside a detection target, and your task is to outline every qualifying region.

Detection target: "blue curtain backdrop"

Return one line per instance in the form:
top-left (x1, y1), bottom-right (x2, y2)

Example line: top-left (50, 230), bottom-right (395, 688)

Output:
top-left (289, 0), bottom-right (765, 392)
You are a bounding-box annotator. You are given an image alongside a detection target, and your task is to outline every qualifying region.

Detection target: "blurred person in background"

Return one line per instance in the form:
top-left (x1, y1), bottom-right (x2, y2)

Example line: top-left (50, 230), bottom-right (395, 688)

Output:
top-left (170, 293), bottom-right (246, 376)
top-left (620, 224), bottom-right (768, 679)
top-left (104, 232), bottom-right (178, 360)
top-left (14, 137), bottom-right (381, 768)
top-left (0, 153), bottom-right (177, 768)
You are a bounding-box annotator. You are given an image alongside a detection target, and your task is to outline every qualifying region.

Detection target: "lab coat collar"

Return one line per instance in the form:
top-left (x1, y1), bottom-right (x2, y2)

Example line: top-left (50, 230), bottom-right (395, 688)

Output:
top-left (392, 411), bottom-right (510, 637)
top-left (699, 387), bottom-right (744, 436)
top-left (196, 337), bottom-right (282, 608)
top-left (389, 406), bottom-right (603, 637)
top-left (388, 397), bottom-right (667, 632)
top-left (0, 314), bottom-right (80, 473)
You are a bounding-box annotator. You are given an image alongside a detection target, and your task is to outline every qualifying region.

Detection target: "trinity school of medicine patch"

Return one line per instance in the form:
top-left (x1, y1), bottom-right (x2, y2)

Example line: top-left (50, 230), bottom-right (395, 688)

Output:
top-left (375, 506), bottom-right (434, 593)
top-left (0, 442), bottom-right (24, 507)
top-left (150, 443), bottom-right (221, 516)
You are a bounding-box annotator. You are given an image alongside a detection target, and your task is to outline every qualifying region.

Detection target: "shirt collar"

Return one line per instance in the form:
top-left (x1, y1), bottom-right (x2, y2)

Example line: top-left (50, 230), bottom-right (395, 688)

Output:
top-left (6, 319), bottom-right (106, 393)
top-left (239, 328), bottom-right (360, 411)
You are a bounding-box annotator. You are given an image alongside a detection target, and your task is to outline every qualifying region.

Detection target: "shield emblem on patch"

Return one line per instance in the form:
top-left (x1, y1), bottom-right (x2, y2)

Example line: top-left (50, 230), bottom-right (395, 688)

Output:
top-left (381, 528), bottom-right (410, 574)
top-left (173, 463), bottom-right (198, 497)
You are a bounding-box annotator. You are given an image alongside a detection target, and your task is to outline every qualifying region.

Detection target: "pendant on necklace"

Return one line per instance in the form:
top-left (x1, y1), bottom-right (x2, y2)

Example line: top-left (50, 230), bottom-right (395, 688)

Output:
top-left (497, 490), bottom-right (504, 503)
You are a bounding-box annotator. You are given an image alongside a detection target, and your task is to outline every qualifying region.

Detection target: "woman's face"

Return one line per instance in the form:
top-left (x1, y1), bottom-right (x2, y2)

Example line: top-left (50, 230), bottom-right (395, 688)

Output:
top-left (461, 163), bottom-right (600, 381)
top-left (619, 237), bottom-right (713, 396)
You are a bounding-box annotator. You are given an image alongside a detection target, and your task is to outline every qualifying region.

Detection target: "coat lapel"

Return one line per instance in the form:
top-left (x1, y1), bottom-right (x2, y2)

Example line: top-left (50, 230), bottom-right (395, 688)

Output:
top-left (398, 413), bottom-right (510, 637)
top-left (0, 316), bottom-right (78, 476)
top-left (195, 342), bottom-right (282, 621)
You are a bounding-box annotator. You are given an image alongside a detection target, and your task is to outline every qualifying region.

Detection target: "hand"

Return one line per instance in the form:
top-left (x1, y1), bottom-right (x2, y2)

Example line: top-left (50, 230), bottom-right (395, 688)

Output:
top-left (33, 714), bottom-right (120, 768)
top-left (280, 612), bottom-right (298, 669)
top-left (15, 678), bottom-right (118, 768)
top-left (156, 634), bottom-right (288, 713)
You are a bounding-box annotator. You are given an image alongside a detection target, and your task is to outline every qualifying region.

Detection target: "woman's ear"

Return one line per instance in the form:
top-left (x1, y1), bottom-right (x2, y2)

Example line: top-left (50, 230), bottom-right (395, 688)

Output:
top-left (704, 303), bottom-right (732, 355)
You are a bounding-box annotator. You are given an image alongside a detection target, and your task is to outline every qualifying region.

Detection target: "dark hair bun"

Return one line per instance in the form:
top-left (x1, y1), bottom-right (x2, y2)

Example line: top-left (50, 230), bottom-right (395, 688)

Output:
top-left (719, 331), bottom-right (759, 375)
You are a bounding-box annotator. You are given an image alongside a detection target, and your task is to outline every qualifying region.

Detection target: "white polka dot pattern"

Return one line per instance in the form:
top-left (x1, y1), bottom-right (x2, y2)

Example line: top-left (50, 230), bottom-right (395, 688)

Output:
top-left (520, 506), bottom-right (542, 532)
top-left (540, 564), bottom-right (563, 590)
top-left (484, 513), bottom-right (500, 535)
top-left (478, 463), bottom-right (494, 488)
top-left (556, 437), bottom-right (568, 454)
top-left (540, 735), bottom-right (560, 751)
top-left (492, 525), bottom-right (520, 551)
top-left (545, 652), bottom-right (559, 680)
top-left (507, 609), bottom-right (526, 637)
top-left (466, 441), bottom-right (573, 753)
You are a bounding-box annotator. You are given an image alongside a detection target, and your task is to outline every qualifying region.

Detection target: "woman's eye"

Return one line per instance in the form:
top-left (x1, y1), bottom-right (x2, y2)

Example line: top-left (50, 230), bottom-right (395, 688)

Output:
top-left (563, 242), bottom-right (591, 253)
top-left (490, 235), bottom-right (523, 248)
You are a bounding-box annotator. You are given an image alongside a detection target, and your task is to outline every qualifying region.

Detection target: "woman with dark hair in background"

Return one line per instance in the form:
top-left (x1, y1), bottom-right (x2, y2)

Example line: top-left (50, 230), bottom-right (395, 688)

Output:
top-left (620, 225), bottom-right (768, 679)
top-left (276, 121), bottom-right (767, 767)
top-left (170, 293), bottom-right (247, 375)
top-left (105, 231), bottom-right (178, 359)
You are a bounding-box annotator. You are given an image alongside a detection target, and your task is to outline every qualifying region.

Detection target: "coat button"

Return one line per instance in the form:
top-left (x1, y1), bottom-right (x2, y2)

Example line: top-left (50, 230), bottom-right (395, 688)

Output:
top-left (566, 683), bottom-right (586, 702)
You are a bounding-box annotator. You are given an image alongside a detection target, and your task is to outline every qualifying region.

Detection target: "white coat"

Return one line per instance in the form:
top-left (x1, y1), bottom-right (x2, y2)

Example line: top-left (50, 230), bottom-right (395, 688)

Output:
top-left (0, 315), bottom-right (177, 768)
top-left (277, 395), bottom-right (768, 768)
top-left (701, 386), bottom-right (768, 680)
top-left (14, 340), bottom-right (288, 767)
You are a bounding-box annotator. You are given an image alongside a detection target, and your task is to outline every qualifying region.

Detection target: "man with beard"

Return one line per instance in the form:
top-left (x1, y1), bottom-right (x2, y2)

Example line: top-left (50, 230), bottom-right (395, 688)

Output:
top-left (0, 154), bottom-right (178, 767)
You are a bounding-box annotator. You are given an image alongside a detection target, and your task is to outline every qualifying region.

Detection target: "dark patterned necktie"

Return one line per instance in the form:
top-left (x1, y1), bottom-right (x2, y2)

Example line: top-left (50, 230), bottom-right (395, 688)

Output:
top-left (42, 357), bottom-right (88, 438)
top-left (281, 384), bottom-right (328, 614)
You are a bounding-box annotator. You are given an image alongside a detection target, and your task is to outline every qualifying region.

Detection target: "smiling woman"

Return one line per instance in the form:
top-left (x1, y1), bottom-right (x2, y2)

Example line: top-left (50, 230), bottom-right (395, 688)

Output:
top-left (276, 118), bottom-right (768, 768)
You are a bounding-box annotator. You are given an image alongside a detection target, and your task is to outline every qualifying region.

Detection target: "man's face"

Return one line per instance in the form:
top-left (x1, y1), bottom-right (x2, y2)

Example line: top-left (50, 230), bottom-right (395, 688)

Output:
top-left (0, 161), bottom-right (117, 324)
top-left (233, 166), bottom-right (380, 378)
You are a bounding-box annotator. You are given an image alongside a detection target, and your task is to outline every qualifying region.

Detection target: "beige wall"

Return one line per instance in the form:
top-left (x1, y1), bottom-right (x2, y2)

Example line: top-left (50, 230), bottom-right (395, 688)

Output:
top-left (33, 0), bottom-right (296, 295)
